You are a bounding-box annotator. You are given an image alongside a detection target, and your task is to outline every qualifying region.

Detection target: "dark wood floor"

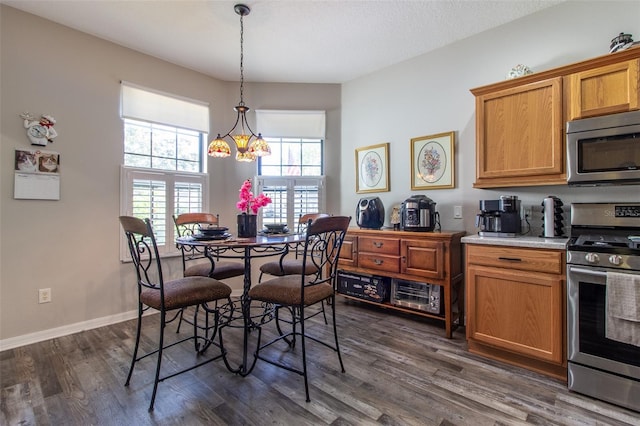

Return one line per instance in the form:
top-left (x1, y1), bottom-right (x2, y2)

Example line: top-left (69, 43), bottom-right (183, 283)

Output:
top-left (2, 298), bottom-right (639, 426)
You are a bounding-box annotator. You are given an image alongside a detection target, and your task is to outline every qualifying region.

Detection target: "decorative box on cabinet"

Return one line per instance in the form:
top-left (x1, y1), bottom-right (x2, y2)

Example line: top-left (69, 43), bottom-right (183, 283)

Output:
top-left (465, 244), bottom-right (567, 381)
top-left (338, 228), bottom-right (465, 338)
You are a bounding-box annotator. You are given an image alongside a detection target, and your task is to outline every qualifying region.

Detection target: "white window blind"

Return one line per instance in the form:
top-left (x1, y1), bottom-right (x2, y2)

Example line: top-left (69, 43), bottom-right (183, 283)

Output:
top-left (256, 110), bottom-right (325, 138)
top-left (256, 176), bottom-right (325, 230)
top-left (121, 81), bottom-right (210, 133)
top-left (120, 167), bottom-right (207, 260)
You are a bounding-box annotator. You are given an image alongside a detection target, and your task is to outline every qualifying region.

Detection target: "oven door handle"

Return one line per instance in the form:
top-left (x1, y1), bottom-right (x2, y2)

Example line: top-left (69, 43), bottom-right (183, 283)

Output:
top-left (568, 265), bottom-right (608, 278)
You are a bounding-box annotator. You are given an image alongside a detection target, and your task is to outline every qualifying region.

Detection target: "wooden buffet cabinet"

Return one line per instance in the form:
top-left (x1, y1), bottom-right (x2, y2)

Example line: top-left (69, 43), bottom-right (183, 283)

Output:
top-left (337, 228), bottom-right (465, 338)
top-left (465, 243), bottom-right (567, 381)
top-left (471, 46), bottom-right (639, 189)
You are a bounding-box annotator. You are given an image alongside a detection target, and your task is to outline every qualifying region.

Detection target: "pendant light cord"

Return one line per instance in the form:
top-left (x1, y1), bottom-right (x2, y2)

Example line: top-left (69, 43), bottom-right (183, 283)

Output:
top-left (238, 11), bottom-right (245, 106)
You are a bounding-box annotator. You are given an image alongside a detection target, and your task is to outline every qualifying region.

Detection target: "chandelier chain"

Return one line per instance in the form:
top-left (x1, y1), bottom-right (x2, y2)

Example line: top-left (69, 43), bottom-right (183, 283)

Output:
top-left (239, 11), bottom-right (245, 106)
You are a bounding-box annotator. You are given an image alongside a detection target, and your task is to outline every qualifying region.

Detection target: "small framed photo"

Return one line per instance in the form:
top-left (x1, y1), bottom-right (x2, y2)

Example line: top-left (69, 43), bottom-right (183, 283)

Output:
top-left (355, 142), bottom-right (390, 193)
top-left (410, 131), bottom-right (455, 190)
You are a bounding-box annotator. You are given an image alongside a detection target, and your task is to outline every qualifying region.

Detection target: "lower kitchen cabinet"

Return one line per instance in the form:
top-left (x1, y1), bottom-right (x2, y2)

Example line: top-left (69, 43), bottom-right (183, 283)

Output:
top-left (465, 244), bottom-right (567, 380)
top-left (338, 228), bottom-right (465, 338)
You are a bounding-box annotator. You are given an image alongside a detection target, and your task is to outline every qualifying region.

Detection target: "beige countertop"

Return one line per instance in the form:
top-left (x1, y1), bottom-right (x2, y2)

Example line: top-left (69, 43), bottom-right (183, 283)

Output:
top-left (461, 234), bottom-right (568, 250)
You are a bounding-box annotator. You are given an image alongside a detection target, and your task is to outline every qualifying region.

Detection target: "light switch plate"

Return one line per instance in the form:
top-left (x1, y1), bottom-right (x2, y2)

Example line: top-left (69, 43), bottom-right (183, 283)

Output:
top-left (454, 205), bottom-right (462, 219)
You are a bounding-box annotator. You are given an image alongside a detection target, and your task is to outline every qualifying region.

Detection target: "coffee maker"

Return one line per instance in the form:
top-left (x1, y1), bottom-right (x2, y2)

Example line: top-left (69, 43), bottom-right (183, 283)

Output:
top-left (475, 195), bottom-right (522, 237)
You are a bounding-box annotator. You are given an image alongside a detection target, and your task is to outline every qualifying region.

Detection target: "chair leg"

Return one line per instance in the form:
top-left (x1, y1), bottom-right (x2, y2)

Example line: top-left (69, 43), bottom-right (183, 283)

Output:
top-left (176, 307), bottom-right (185, 333)
top-left (320, 299), bottom-right (328, 325)
top-left (192, 305), bottom-right (201, 352)
top-left (300, 305), bottom-right (310, 402)
top-left (148, 311), bottom-right (166, 412)
top-left (275, 306), bottom-right (296, 348)
top-left (125, 303), bottom-right (144, 387)
top-left (330, 295), bottom-right (345, 374)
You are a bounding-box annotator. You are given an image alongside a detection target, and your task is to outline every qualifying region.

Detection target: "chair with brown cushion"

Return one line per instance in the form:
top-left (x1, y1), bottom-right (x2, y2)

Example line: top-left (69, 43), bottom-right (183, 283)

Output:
top-left (173, 213), bottom-right (245, 332)
top-left (119, 216), bottom-right (232, 411)
top-left (173, 213), bottom-right (245, 280)
top-left (248, 215), bottom-right (351, 402)
top-left (258, 213), bottom-right (330, 282)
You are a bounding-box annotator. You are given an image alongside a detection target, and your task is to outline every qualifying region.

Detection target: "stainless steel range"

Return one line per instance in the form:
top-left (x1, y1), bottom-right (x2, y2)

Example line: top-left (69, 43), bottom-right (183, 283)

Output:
top-left (567, 203), bottom-right (640, 412)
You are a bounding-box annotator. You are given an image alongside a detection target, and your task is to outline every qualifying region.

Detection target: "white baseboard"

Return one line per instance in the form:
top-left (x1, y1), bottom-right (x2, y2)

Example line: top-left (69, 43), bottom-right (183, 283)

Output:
top-left (0, 290), bottom-right (245, 352)
top-left (0, 309), bottom-right (140, 352)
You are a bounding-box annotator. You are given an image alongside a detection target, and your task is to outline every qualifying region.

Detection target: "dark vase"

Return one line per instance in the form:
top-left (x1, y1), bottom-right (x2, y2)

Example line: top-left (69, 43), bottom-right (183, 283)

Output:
top-left (237, 213), bottom-right (257, 238)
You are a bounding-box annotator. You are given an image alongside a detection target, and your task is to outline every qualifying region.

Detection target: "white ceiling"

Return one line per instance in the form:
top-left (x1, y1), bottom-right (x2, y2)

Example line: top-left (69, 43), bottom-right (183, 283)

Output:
top-left (3, 0), bottom-right (564, 84)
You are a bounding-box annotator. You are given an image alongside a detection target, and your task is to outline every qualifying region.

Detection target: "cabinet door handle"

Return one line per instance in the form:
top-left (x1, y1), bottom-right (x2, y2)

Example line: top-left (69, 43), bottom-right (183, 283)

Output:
top-left (374, 258), bottom-right (384, 265)
top-left (498, 257), bottom-right (522, 262)
top-left (373, 241), bottom-right (383, 248)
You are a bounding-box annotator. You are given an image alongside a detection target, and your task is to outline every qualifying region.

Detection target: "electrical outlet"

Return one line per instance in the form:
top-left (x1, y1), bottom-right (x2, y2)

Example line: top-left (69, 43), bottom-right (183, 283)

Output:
top-left (453, 205), bottom-right (462, 219)
top-left (521, 204), bottom-right (532, 219)
top-left (38, 288), bottom-right (51, 304)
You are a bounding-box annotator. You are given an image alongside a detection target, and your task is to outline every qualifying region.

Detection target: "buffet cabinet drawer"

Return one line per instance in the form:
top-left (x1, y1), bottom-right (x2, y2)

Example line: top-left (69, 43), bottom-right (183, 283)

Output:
top-left (357, 253), bottom-right (400, 273)
top-left (358, 236), bottom-right (400, 255)
top-left (466, 245), bottom-right (563, 275)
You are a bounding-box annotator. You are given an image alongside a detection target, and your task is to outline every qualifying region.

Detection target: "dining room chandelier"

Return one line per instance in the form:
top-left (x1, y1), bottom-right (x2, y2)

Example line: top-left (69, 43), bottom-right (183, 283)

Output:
top-left (208, 4), bottom-right (270, 162)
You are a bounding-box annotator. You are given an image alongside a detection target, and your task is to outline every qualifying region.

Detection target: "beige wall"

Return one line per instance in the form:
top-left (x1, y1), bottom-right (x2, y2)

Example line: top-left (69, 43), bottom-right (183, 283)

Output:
top-left (341, 1), bottom-right (640, 232)
top-left (0, 5), bottom-right (340, 346)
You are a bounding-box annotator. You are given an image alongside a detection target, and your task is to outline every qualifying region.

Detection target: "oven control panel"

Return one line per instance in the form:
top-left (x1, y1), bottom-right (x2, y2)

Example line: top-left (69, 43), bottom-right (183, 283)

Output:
top-left (567, 250), bottom-right (640, 270)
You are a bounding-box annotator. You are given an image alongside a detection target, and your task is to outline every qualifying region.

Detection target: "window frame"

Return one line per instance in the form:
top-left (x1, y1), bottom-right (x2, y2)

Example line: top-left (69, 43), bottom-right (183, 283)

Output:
top-left (119, 83), bottom-right (210, 262)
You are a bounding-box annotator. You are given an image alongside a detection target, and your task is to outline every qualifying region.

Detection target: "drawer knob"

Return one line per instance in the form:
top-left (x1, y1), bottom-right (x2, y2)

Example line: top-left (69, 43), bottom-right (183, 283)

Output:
top-left (374, 259), bottom-right (383, 265)
top-left (373, 241), bottom-right (383, 248)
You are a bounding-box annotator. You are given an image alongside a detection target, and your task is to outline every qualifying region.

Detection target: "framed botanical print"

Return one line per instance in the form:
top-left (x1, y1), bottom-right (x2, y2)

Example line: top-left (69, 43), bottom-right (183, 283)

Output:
top-left (355, 142), bottom-right (390, 193)
top-left (410, 131), bottom-right (455, 190)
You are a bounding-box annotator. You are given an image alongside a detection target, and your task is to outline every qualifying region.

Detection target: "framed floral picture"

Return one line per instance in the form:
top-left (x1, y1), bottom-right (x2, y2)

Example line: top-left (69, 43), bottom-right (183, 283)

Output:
top-left (410, 131), bottom-right (455, 190)
top-left (355, 142), bottom-right (390, 193)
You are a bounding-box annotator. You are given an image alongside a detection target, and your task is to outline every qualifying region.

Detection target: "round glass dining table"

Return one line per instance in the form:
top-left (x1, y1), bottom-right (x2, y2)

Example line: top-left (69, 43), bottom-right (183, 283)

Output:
top-left (176, 233), bottom-right (306, 375)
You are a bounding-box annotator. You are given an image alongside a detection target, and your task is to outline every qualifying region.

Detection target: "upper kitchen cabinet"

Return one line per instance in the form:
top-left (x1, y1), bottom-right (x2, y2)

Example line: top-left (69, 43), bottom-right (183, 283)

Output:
top-left (566, 59), bottom-right (639, 120)
top-left (471, 46), bottom-right (640, 189)
top-left (473, 77), bottom-right (564, 188)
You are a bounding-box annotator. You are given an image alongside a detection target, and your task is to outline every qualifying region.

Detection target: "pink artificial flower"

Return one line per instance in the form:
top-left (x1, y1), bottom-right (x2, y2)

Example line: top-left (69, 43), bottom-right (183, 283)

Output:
top-left (236, 179), bottom-right (272, 214)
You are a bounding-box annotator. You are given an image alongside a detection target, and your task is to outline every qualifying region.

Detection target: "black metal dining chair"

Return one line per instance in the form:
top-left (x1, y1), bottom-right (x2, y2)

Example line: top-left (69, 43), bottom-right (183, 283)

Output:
top-left (173, 213), bottom-right (245, 280)
top-left (248, 215), bottom-right (351, 402)
top-left (173, 213), bottom-right (245, 331)
top-left (119, 216), bottom-right (232, 411)
top-left (258, 213), bottom-right (329, 283)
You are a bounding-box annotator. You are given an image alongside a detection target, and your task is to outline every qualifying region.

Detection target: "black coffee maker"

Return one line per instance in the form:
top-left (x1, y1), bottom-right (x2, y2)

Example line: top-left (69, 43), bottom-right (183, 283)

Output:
top-left (475, 195), bottom-right (521, 237)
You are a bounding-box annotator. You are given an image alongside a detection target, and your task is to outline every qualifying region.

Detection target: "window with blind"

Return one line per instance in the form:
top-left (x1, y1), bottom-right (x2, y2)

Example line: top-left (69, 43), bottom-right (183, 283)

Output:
top-left (254, 110), bottom-right (326, 229)
top-left (121, 168), bottom-right (207, 258)
top-left (256, 176), bottom-right (325, 230)
top-left (119, 82), bottom-right (209, 260)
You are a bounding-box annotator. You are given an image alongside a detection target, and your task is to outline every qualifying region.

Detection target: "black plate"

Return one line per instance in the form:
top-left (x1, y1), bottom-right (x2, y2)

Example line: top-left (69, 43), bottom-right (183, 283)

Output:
top-left (199, 226), bottom-right (229, 236)
top-left (262, 226), bottom-right (289, 234)
top-left (193, 233), bottom-right (231, 241)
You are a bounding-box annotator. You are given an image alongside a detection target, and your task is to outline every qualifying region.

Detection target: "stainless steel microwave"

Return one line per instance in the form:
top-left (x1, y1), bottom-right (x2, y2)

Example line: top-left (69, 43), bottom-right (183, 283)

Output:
top-left (567, 110), bottom-right (640, 186)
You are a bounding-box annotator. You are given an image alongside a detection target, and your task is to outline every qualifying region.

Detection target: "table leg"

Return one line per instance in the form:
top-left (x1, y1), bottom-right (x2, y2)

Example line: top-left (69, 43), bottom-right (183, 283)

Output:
top-left (239, 245), bottom-right (253, 376)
